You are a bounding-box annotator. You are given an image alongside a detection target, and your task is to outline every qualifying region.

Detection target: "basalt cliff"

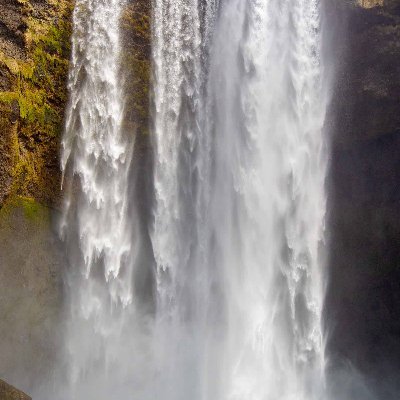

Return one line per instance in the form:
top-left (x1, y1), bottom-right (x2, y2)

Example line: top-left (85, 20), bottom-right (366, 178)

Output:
top-left (327, 1), bottom-right (400, 398)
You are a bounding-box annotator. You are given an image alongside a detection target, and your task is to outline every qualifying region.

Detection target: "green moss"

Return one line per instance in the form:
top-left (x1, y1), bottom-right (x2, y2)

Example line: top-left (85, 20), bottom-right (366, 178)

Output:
top-left (122, 10), bottom-right (150, 40)
top-left (0, 2), bottom-right (72, 129)
top-left (19, 196), bottom-right (43, 220)
top-left (121, 4), bottom-right (151, 138)
top-left (19, 62), bottom-right (34, 80)
top-left (128, 56), bottom-right (150, 122)
top-left (0, 92), bottom-right (19, 103)
top-left (0, 88), bottom-right (58, 136)
top-left (0, 195), bottom-right (48, 222)
top-left (0, 0), bottom-right (73, 205)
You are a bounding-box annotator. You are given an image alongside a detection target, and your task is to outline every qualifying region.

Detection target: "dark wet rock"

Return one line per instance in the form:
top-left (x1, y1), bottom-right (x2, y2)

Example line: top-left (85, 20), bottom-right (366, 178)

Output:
top-left (326, 1), bottom-right (400, 398)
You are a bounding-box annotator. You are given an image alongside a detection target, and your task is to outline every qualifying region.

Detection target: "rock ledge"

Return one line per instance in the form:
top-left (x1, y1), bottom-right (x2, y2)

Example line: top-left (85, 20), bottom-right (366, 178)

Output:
top-left (0, 379), bottom-right (31, 400)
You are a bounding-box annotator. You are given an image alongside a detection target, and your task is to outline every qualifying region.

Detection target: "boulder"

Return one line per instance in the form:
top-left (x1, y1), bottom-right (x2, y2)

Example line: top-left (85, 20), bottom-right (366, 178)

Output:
top-left (0, 379), bottom-right (31, 400)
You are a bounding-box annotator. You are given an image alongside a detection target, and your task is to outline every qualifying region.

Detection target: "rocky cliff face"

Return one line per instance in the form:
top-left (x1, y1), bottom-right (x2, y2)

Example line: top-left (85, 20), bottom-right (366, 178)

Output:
top-left (332, 0), bottom-right (400, 146)
top-left (0, 0), bottom-right (73, 394)
top-left (0, 0), bottom-right (151, 208)
top-left (0, 197), bottom-right (65, 395)
top-left (327, 1), bottom-right (400, 398)
top-left (0, 0), bottom-right (73, 207)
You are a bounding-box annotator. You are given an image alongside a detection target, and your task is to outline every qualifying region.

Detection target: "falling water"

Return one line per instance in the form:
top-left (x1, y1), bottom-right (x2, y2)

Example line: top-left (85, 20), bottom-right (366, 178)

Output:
top-left (209, 1), bottom-right (327, 398)
top-left (59, 0), bottom-right (328, 398)
top-left (59, 0), bottom-right (143, 397)
top-left (151, 0), bottom-right (327, 398)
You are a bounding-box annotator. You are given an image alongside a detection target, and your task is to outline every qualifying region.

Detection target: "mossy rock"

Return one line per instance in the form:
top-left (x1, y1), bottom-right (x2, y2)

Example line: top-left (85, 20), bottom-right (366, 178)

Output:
top-left (121, 0), bottom-right (151, 139)
top-left (0, 0), bottom-right (73, 207)
top-left (0, 195), bottom-right (49, 222)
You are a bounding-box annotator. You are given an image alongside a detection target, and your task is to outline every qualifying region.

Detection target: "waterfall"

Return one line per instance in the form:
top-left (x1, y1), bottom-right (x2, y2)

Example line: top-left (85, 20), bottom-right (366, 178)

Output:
top-left (208, 1), bottom-right (327, 397)
top-left (151, 0), bottom-right (327, 398)
top-left (59, 0), bottom-right (328, 398)
top-left (59, 0), bottom-right (144, 397)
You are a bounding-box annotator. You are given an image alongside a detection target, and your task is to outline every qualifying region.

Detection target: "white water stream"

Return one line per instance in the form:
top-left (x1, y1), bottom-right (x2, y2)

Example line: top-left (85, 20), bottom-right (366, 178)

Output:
top-left (60, 0), bottom-right (328, 399)
top-left (59, 0), bottom-right (142, 397)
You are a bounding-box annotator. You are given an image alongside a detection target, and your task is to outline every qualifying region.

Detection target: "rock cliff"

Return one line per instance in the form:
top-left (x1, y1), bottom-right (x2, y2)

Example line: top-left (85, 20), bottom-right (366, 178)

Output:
top-left (0, 0), bottom-right (73, 394)
top-left (0, 0), bottom-right (73, 206)
top-left (0, 197), bottom-right (64, 395)
top-left (327, 0), bottom-right (400, 398)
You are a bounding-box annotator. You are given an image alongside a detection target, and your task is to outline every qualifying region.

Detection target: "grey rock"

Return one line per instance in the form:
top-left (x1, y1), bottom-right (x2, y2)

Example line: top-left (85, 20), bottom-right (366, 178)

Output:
top-left (0, 197), bottom-right (65, 396)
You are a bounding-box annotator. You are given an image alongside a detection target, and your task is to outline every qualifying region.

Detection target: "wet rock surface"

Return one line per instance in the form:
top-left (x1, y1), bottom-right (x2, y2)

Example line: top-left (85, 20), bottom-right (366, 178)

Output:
top-left (327, 1), bottom-right (400, 398)
top-left (0, 197), bottom-right (65, 395)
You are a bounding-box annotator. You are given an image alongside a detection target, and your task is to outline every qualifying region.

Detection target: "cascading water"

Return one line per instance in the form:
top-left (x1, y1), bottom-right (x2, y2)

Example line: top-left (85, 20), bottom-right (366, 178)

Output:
top-left (208, 1), bottom-right (327, 398)
top-left (59, 0), bottom-right (144, 397)
top-left (151, 0), bottom-right (327, 398)
top-left (59, 0), bottom-right (328, 398)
